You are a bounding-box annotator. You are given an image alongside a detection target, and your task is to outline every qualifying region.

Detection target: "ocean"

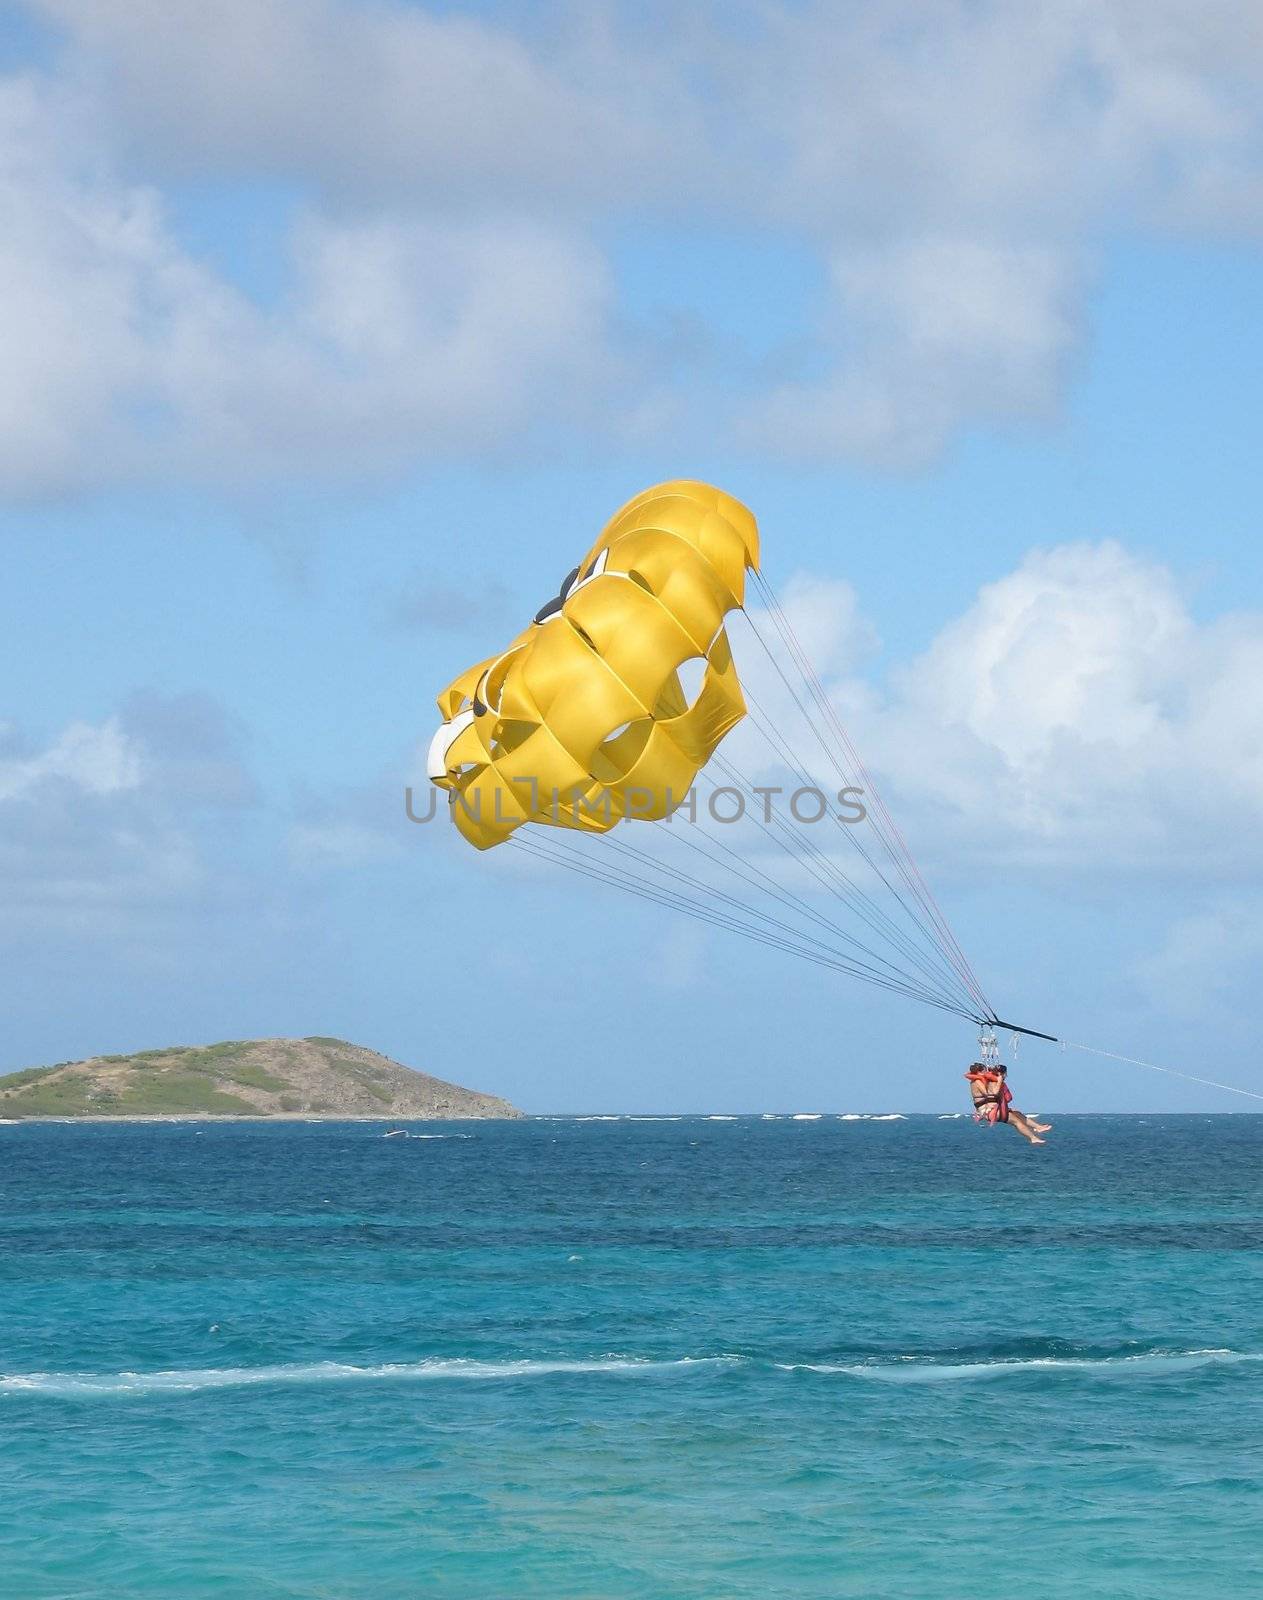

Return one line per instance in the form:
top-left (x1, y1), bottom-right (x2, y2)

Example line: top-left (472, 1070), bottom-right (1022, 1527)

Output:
top-left (1, 1115), bottom-right (1260, 1599)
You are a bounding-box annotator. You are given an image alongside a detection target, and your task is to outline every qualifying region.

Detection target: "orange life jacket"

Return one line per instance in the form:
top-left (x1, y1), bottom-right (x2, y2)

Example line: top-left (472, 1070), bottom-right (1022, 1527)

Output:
top-left (965, 1070), bottom-right (1012, 1124)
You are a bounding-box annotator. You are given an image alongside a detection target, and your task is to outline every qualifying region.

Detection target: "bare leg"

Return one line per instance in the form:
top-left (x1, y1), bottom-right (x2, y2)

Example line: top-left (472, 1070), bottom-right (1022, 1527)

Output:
top-left (1007, 1110), bottom-right (1045, 1145)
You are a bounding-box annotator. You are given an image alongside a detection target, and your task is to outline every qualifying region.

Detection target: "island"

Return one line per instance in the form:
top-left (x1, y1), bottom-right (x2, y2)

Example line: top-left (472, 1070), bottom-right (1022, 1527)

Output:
top-left (0, 1037), bottom-right (523, 1120)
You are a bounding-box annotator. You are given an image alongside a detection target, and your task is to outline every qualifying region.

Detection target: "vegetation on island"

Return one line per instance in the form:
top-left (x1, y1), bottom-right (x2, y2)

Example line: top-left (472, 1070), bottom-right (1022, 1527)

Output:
top-left (0, 1037), bottom-right (521, 1120)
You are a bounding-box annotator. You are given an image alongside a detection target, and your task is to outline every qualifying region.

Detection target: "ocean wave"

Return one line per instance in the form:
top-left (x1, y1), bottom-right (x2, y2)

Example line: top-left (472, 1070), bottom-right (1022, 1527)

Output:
top-left (381, 1132), bottom-right (472, 1140)
top-left (791, 1113), bottom-right (822, 1121)
top-left (0, 1354), bottom-right (740, 1399)
top-left (775, 1348), bottom-right (1260, 1384)
top-left (837, 1113), bottom-right (906, 1121)
top-left (5, 1344), bottom-right (1254, 1399)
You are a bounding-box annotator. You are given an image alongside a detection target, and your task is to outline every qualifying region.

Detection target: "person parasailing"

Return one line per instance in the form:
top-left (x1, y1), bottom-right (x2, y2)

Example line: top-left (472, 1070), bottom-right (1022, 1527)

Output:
top-left (965, 1062), bottom-right (1052, 1145)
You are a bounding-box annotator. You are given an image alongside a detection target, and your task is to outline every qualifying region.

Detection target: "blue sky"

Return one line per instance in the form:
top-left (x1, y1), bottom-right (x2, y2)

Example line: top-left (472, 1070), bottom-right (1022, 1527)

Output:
top-left (3, 1), bottom-right (1262, 1111)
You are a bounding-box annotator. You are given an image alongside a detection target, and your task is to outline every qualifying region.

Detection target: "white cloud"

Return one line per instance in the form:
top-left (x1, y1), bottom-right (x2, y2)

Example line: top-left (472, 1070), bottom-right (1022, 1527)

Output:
top-left (0, 76), bottom-right (617, 493)
top-left (736, 0), bottom-right (1263, 456)
top-left (761, 542), bottom-right (1263, 877)
top-left (0, 697), bottom-right (256, 934)
top-left (752, 239), bottom-right (1081, 465)
top-left (0, 717), bottom-right (142, 800)
top-left (724, 574), bottom-right (877, 786)
top-left (5, 0), bottom-right (1263, 485)
top-left (32, 0), bottom-right (684, 208)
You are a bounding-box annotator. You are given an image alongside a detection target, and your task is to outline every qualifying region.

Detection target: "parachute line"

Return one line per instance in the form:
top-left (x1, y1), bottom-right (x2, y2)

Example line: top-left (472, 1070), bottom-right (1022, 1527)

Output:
top-left (748, 570), bottom-right (991, 1012)
top-left (506, 834), bottom-right (974, 1018)
top-left (710, 731), bottom-right (979, 1015)
top-left (698, 760), bottom-right (978, 1016)
top-left (433, 481), bottom-right (996, 1031)
top-left (627, 822), bottom-right (970, 1013)
top-left (740, 576), bottom-right (993, 1019)
top-left (502, 571), bottom-right (996, 1027)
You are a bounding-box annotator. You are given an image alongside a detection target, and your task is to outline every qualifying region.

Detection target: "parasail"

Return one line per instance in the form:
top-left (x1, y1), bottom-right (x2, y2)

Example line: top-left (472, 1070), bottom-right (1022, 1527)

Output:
top-left (423, 480), bottom-right (1263, 1105)
top-left (427, 481), bottom-right (759, 849)
top-left (426, 479), bottom-right (1004, 1028)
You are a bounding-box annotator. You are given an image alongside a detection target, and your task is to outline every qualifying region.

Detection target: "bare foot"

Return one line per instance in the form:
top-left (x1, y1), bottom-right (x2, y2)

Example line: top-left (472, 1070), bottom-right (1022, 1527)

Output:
top-left (1029, 1136), bottom-right (1046, 1145)
top-left (1031, 1121), bottom-right (1052, 1133)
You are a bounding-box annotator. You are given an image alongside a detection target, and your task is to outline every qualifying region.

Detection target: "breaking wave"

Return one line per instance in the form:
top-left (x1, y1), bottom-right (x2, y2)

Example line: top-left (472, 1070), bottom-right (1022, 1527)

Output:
top-left (7, 1341), bottom-right (1254, 1400)
top-left (381, 1132), bottom-right (472, 1140)
top-left (0, 1354), bottom-right (740, 1399)
top-left (775, 1348), bottom-right (1260, 1384)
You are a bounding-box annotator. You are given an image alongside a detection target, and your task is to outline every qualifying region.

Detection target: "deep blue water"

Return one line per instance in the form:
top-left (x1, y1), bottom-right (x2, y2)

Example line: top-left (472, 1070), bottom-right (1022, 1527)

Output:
top-left (1, 1115), bottom-right (1260, 1599)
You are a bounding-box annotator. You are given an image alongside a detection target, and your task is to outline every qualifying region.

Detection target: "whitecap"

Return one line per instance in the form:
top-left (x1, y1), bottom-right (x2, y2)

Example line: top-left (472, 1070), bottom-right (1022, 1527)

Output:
top-left (792, 1113), bottom-right (822, 1121)
top-left (0, 1353), bottom-right (744, 1399)
top-left (383, 1131), bottom-right (471, 1140)
top-left (775, 1349), bottom-right (1259, 1384)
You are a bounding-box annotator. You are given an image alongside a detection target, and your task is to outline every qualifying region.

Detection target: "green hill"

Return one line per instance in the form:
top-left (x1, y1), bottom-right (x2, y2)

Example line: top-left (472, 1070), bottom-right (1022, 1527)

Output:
top-left (0, 1037), bottom-right (522, 1120)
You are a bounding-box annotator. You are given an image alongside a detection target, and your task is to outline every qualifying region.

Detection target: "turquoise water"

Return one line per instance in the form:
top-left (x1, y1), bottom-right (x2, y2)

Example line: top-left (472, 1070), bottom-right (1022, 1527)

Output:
top-left (1, 1115), bottom-right (1260, 1598)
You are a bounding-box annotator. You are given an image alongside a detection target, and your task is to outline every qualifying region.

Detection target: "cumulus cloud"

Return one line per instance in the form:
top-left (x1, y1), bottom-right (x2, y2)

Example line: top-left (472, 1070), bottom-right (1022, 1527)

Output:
top-left (5, 0), bottom-right (1263, 486)
top-left (0, 76), bottom-right (617, 493)
top-left (31, 0), bottom-right (688, 208)
top-left (0, 717), bottom-right (142, 801)
top-left (723, 573), bottom-right (878, 788)
top-left (760, 542), bottom-right (1263, 878)
top-left (0, 695), bottom-right (257, 936)
top-left (751, 239), bottom-right (1081, 465)
top-left (737, 0), bottom-right (1263, 456)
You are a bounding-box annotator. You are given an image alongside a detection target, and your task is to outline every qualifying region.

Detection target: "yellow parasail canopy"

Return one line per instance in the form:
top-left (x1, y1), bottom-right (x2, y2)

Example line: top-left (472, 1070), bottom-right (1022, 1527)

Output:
top-left (427, 480), bottom-right (760, 849)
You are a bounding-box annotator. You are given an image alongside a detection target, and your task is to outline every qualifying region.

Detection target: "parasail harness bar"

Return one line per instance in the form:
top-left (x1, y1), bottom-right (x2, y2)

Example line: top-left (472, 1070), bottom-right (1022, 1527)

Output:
top-left (987, 1019), bottom-right (1060, 1043)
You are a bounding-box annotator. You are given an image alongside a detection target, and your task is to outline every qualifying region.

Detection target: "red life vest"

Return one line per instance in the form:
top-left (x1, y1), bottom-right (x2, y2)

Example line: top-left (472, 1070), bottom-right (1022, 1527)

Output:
top-left (965, 1069), bottom-right (1012, 1124)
